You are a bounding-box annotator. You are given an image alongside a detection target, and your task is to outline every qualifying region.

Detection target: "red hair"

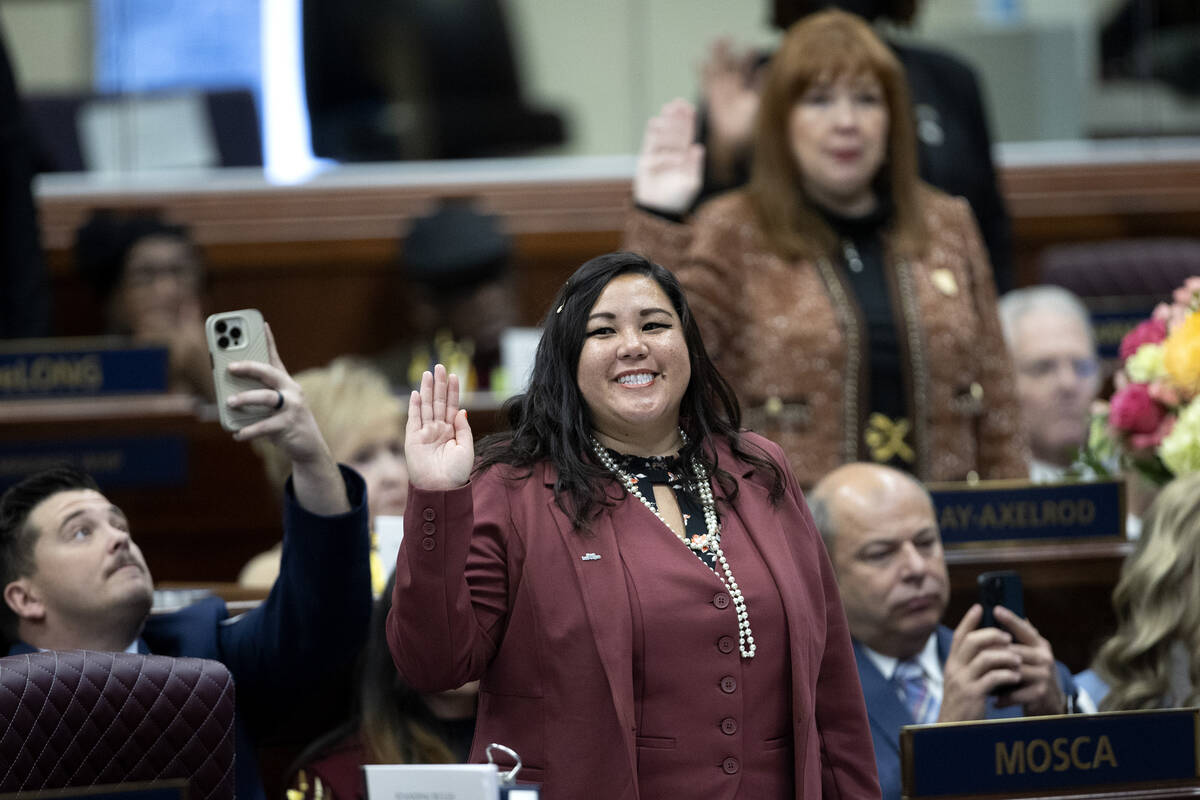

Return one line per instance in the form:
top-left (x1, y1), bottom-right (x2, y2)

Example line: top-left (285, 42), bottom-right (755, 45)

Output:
top-left (747, 8), bottom-right (926, 260)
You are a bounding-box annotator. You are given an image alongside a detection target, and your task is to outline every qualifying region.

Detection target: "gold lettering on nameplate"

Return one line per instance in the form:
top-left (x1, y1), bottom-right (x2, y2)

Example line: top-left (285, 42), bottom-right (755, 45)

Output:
top-left (939, 500), bottom-right (1099, 531)
top-left (996, 735), bottom-right (1118, 775)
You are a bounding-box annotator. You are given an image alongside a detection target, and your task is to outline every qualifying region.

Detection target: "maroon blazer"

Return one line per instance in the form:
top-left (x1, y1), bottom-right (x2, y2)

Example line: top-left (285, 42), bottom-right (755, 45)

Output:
top-left (387, 432), bottom-right (879, 799)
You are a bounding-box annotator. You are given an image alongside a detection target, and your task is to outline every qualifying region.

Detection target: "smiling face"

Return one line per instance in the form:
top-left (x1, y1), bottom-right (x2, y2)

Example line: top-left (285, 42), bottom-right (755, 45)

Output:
top-left (824, 466), bottom-right (948, 659)
top-left (6, 489), bottom-right (154, 649)
top-left (576, 273), bottom-right (691, 454)
top-left (788, 71), bottom-right (889, 217)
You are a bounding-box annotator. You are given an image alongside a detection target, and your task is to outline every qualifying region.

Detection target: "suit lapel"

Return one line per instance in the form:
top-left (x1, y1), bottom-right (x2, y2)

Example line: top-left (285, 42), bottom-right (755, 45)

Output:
top-left (542, 463), bottom-right (638, 777)
top-left (854, 639), bottom-right (912, 757)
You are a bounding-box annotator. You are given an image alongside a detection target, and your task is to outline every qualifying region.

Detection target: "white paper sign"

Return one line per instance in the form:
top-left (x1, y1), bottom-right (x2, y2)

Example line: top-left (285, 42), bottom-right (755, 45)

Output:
top-left (375, 515), bottom-right (405, 590)
top-left (500, 327), bottom-right (542, 395)
top-left (363, 764), bottom-right (499, 800)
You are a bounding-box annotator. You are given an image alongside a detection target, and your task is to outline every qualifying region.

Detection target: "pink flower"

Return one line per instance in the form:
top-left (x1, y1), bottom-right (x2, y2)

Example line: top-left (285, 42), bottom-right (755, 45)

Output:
top-left (1109, 383), bottom-right (1167, 434)
top-left (1148, 379), bottom-right (1182, 407)
top-left (1130, 415), bottom-right (1176, 451)
top-left (1119, 318), bottom-right (1168, 359)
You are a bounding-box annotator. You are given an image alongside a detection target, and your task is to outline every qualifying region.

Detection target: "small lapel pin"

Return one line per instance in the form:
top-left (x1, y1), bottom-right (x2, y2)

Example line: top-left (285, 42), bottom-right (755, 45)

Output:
top-left (930, 268), bottom-right (958, 296)
top-left (581, 552), bottom-right (602, 561)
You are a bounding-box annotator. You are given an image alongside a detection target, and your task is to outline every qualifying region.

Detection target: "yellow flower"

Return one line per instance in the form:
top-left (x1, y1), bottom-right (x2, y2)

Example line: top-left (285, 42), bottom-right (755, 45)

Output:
top-left (1163, 312), bottom-right (1200, 396)
top-left (1126, 343), bottom-right (1166, 383)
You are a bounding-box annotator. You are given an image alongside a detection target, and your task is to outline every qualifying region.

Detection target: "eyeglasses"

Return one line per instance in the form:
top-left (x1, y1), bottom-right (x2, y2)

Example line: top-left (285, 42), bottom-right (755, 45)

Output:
top-left (1016, 357), bottom-right (1100, 381)
top-left (123, 262), bottom-right (200, 289)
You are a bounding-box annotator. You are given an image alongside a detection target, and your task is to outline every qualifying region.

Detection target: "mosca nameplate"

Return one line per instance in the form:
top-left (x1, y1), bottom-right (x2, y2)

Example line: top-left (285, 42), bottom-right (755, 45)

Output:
top-left (901, 708), bottom-right (1199, 798)
top-left (927, 479), bottom-right (1125, 545)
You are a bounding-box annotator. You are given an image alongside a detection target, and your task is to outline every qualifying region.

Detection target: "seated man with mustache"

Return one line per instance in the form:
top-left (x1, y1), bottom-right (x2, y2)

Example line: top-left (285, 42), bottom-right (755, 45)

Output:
top-left (0, 327), bottom-right (371, 800)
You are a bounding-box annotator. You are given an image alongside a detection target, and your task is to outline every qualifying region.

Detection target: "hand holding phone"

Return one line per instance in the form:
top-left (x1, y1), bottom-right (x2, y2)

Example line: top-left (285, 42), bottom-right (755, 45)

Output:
top-left (206, 309), bottom-right (273, 432)
top-left (978, 570), bottom-right (1024, 630)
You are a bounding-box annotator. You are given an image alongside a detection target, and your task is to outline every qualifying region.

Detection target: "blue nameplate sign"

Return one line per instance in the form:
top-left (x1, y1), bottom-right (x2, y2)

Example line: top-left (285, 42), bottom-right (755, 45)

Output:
top-left (0, 437), bottom-right (187, 491)
top-left (901, 709), bottom-right (1200, 798)
top-left (928, 479), bottom-right (1126, 545)
top-left (0, 339), bottom-right (168, 398)
top-left (1091, 307), bottom-right (1157, 361)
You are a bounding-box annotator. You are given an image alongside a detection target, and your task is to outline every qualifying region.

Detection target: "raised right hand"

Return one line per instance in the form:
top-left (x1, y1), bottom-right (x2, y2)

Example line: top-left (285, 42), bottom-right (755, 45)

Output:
top-left (406, 364), bottom-right (473, 490)
top-left (633, 98), bottom-right (704, 215)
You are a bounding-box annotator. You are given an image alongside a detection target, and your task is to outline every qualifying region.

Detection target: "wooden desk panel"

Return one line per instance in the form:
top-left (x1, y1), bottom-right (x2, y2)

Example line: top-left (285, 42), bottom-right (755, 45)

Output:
top-left (945, 541), bottom-right (1132, 674)
top-left (37, 159), bottom-right (1200, 371)
top-left (0, 396), bottom-right (283, 582)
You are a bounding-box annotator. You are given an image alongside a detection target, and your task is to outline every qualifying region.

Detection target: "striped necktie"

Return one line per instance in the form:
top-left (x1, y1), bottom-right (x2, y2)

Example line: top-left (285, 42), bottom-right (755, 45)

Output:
top-left (894, 658), bottom-right (938, 724)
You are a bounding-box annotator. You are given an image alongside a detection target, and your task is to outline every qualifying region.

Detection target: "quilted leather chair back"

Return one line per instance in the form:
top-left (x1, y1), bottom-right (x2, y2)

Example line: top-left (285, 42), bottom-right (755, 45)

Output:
top-left (0, 650), bottom-right (235, 800)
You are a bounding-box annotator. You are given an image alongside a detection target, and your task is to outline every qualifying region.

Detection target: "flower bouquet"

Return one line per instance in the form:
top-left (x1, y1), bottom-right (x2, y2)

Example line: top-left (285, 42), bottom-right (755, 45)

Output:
top-left (1082, 276), bottom-right (1200, 486)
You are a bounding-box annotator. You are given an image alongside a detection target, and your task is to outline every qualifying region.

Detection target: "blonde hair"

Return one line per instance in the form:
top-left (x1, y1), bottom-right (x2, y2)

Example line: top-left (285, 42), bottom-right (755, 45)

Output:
top-left (254, 357), bottom-right (405, 493)
top-left (748, 8), bottom-right (926, 261)
top-left (1093, 472), bottom-right (1200, 710)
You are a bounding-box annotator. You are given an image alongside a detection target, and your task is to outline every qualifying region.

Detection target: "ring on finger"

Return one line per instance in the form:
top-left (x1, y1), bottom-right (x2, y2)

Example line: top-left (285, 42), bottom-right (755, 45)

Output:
top-left (273, 390), bottom-right (285, 410)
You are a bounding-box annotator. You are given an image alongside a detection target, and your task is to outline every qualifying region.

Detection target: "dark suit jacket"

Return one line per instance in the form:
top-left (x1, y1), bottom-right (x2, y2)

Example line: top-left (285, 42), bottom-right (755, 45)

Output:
top-left (853, 625), bottom-right (1079, 800)
top-left (11, 466), bottom-right (373, 800)
top-left (388, 432), bottom-right (880, 799)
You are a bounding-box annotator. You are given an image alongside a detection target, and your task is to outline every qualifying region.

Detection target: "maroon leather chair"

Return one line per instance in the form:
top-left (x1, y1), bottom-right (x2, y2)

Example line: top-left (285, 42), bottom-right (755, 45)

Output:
top-left (0, 650), bottom-right (235, 800)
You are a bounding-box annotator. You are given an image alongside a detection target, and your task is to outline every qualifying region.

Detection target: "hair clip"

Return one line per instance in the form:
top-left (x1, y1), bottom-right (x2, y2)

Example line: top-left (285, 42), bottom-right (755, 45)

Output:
top-left (556, 303), bottom-right (564, 314)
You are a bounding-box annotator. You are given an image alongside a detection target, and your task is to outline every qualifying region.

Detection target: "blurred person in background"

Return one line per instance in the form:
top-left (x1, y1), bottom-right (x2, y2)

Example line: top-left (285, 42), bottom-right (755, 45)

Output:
top-left (0, 24), bottom-right (49, 339)
top-left (74, 210), bottom-right (212, 399)
top-left (696, 0), bottom-right (1012, 291)
top-left (243, 356), bottom-right (408, 594)
top-left (999, 286), bottom-right (1102, 481)
top-left (1077, 471), bottom-right (1200, 708)
top-left (375, 200), bottom-right (517, 394)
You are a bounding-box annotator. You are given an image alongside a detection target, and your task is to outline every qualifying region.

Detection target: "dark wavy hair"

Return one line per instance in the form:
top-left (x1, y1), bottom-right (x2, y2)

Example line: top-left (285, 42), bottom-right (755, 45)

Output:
top-left (475, 252), bottom-right (785, 531)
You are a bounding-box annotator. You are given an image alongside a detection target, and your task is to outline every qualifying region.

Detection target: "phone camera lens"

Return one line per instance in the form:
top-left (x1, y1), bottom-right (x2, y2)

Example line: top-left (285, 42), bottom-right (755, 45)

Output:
top-left (217, 336), bottom-right (230, 349)
top-left (230, 326), bottom-right (242, 340)
top-left (215, 320), bottom-right (227, 334)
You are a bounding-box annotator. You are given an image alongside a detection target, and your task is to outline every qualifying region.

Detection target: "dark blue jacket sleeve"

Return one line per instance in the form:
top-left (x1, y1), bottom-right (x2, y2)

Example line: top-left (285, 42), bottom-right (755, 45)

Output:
top-left (214, 465), bottom-right (371, 718)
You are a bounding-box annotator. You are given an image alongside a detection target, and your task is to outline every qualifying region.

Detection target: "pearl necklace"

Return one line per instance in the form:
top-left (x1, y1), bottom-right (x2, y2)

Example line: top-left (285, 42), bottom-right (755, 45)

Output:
top-left (589, 432), bottom-right (756, 659)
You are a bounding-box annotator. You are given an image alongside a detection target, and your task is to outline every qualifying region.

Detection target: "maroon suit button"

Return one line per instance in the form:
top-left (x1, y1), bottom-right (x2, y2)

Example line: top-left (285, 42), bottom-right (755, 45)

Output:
top-left (720, 717), bottom-right (738, 735)
top-left (717, 636), bottom-right (735, 654)
top-left (422, 521), bottom-right (436, 535)
top-left (719, 676), bottom-right (737, 693)
top-left (722, 756), bottom-right (739, 774)
top-left (423, 508), bottom-right (436, 521)
top-left (712, 592), bottom-right (730, 609)
top-left (421, 537), bottom-right (436, 551)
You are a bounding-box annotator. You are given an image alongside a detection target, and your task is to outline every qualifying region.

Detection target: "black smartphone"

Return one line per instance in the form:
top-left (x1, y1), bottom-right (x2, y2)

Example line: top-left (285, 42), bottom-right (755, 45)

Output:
top-left (978, 570), bottom-right (1024, 629)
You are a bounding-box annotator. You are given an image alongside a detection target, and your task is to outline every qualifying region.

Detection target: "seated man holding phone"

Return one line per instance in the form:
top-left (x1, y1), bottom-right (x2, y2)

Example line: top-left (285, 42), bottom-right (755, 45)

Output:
top-left (0, 320), bottom-right (372, 800)
top-left (809, 463), bottom-right (1088, 800)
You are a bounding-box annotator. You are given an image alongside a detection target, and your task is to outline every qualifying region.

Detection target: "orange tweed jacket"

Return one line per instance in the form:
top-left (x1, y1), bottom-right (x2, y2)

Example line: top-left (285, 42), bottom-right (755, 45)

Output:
top-left (624, 186), bottom-right (1028, 488)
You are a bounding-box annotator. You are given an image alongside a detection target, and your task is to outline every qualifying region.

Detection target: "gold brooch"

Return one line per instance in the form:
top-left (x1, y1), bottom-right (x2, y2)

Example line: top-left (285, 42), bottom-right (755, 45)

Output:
top-left (864, 412), bottom-right (915, 464)
top-left (930, 269), bottom-right (958, 296)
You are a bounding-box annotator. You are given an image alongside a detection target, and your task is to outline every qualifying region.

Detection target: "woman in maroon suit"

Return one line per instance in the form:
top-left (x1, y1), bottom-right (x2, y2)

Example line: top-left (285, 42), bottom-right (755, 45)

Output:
top-left (387, 252), bottom-right (879, 799)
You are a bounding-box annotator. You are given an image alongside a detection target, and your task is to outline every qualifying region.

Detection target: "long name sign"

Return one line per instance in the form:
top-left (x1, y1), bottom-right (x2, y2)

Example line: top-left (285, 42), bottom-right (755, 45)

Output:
top-left (901, 708), bottom-right (1200, 798)
top-left (0, 340), bottom-right (168, 398)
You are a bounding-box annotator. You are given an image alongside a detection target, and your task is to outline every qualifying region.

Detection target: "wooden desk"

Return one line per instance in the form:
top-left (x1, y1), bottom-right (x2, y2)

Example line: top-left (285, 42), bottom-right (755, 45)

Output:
top-left (34, 153), bottom-right (1200, 373)
top-left (0, 394), bottom-right (283, 582)
top-left (945, 540), bottom-right (1133, 674)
